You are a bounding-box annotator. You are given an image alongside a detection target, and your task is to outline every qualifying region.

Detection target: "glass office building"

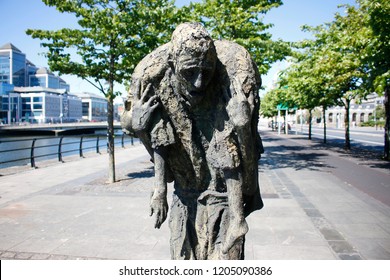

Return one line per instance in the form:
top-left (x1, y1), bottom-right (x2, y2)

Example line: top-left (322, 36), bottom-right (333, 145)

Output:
top-left (15, 87), bottom-right (82, 124)
top-left (0, 43), bottom-right (72, 124)
top-left (73, 92), bottom-right (108, 122)
top-left (0, 83), bottom-right (20, 124)
top-left (0, 43), bottom-right (27, 87)
top-left (29, 67), bottom-right (70, 91)
top-left (0, 42), bottom-right (112, 124)
top-left (0, 43), bottom-right (70, 90)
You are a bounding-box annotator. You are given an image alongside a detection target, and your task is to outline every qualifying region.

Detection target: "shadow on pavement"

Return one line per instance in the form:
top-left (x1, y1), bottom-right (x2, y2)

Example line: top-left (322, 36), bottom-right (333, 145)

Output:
top-left (261, 145), bottom-right (332, 171)
top-left (125, 167), bottom-right (154, 179)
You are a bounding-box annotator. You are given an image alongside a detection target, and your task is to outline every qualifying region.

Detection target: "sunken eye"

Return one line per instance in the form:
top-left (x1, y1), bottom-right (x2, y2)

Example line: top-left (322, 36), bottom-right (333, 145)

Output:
top-left (181, 68), bottom-right (196, 79)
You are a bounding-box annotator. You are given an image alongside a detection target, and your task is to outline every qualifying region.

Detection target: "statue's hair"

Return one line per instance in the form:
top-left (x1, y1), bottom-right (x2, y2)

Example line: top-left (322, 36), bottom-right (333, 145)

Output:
top-left (171, 22), bottom-right (215, 59)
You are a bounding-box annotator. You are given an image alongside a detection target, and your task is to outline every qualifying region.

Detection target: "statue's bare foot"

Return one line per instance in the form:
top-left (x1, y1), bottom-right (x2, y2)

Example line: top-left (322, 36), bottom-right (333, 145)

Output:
top-left (222, 219), bottom-right (248, 254)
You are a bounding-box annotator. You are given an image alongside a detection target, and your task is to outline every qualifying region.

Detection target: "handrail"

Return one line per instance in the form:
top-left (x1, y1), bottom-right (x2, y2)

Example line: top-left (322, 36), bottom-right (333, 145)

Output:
top-left (0, 134), bottom-right (136, 168)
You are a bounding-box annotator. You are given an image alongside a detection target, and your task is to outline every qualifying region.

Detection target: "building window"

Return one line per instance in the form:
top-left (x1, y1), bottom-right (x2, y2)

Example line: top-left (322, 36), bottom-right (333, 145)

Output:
top-left (12, 52), bottom-right (27, 86)
top-left (33, 103), bottom-right (42, 110)
top-left (82, 102), bottom-right (89, 117)
top-left (1, 96), bottom-right (9, 110)
top-left (33, 96), bottom-right (43, 102)
top-left (48, 75), bottom-right (59, 89)
top-left (352, 113), bottom-right (357, 122)
top-left (0, 53), bottom-right (11, 84)
top-left (328, 113), bottom-right (333, 123)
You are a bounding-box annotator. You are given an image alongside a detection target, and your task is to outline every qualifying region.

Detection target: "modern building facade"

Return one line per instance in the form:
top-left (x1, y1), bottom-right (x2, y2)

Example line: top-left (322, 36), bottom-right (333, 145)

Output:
top-left (73, 92), bottom-right (108, 122)
top-left (0, 43), bottom-right (27, 87)
top-left (0, 83), bottom-right (19, 124)
top-left (10, 87), bottom-right (82, 124)
top-left (29, 67), bottom-right (70, 91)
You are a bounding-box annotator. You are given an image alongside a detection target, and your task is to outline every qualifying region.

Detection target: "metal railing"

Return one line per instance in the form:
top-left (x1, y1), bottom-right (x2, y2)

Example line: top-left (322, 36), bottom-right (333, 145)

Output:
top-left (0, 134), bottom-right (136, 169)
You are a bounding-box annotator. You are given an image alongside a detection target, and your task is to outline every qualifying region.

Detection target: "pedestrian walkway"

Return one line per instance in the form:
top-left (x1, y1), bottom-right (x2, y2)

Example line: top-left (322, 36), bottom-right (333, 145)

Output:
top-left (0, 129), bottom-right (389, 260)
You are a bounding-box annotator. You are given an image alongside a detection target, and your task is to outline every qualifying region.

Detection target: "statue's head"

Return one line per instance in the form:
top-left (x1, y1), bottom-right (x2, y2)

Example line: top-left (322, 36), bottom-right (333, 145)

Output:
top-left (170, 22), bottom-right (217, 104)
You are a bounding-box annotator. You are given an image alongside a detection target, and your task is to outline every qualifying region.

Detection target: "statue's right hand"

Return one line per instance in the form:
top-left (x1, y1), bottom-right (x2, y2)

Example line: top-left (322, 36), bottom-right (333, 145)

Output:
top-left (131, 82), bottom-right (160, 131)
top-left (222, 78), bottom-right (251, 129)
top-left (149, 190), bottom-right (168, 229)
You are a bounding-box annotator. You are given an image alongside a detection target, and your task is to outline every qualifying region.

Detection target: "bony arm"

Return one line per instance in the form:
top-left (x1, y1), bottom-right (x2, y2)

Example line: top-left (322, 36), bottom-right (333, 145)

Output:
top-left (149, 148), bottom-right (168, 229)
top-left (222, 170), bottom-right (248, 254)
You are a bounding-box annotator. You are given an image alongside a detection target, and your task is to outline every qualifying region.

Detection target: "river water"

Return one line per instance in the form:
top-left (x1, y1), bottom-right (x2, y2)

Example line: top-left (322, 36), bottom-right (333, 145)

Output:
top-left (0, 131), bottom-right (137, 168)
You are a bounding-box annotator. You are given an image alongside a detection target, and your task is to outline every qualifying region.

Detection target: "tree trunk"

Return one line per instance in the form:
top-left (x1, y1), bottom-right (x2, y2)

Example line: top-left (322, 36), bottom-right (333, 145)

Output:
top-left (308, 109), bottom-right (312, 140)
top-left (384, 85), bottom-right (390, 160)
top-left (107, 95), bottom-right (116, 183)
top-left (344, 99), bottom-right (351, 150)
top-left (107, 47), bottom-right (116, 183)
top-left (322, 105), bottom-right (327, 144)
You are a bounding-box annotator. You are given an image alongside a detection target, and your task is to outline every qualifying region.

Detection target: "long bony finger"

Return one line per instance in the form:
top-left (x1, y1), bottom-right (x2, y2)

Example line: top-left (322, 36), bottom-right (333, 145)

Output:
top-left (141, 84), bottom-right (153, 102)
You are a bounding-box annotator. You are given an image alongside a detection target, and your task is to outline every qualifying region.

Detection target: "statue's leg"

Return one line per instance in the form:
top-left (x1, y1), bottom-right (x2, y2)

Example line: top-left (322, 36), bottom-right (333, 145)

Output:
top-left (198, 191), bottom-right (245, 260)
top-left (169, 193), bottom-right (196, 260)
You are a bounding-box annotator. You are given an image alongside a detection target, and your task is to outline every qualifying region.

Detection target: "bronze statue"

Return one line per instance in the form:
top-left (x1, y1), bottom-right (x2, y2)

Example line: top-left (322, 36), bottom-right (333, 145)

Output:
top-left (122, 22), bottom-right (263, 260)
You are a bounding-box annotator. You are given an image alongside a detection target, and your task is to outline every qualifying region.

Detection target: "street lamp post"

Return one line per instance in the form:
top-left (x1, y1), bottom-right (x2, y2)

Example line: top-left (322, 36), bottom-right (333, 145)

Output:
top-left (374, 97), bottom-right (377, 130)
top-left (277, 109), bottom-right (281, 135)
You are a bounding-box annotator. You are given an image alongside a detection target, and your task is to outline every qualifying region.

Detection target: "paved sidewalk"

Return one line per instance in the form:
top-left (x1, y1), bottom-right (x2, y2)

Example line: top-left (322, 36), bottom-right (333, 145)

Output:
top-left (0, 130), bottom-right (389, 260)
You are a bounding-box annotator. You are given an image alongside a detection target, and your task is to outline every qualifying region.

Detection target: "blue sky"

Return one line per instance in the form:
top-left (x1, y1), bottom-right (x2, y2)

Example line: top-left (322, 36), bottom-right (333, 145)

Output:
top-left (0, 0), bottom-right (356, 99)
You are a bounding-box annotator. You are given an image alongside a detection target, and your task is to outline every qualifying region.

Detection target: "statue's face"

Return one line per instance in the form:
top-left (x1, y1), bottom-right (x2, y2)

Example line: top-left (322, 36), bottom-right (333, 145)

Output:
top-left (175, 51), bottom-right (216, 105)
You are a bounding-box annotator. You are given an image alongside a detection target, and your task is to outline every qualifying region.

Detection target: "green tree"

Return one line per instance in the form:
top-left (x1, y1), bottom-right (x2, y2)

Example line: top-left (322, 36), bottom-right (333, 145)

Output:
top-left (297, 4), bottom-right (370, 149)
top-left (281, 47), bottom-right (336, 141)
top-left (374, 105), bottom-right (386, 121)
top-left (260, 88), bottom-right (280, 118)
top-left (188, 0), bottom-right (291, 75)
top-left (260, 74), bottom-right (298, 134)
top-left (358, 0), bottom-right (390, 159)
top-left (27, 0), bottom-right (180, 182)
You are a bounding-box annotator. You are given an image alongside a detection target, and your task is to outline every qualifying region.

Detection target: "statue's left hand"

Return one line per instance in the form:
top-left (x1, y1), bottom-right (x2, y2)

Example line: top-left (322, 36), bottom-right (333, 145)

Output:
top-left (131, 82), bottom-right (160, 131)
top-left (149, 190), bottom-right (168, 229)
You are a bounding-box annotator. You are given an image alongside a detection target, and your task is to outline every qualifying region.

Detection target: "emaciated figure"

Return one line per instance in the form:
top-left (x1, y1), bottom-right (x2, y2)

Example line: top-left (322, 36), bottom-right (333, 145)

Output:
top-left (121, 22), bottom-right (263, 260)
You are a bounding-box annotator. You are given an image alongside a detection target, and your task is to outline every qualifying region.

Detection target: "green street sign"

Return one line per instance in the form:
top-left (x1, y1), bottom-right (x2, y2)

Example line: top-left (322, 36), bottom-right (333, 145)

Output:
top-left (277, 104), bottom-right (298, 110)
top-left (277, 104), bottom-right (289, 110)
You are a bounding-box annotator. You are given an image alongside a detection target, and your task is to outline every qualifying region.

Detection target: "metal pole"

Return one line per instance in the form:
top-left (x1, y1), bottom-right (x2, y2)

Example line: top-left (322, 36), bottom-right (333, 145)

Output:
top-left (30, 139), bottom-right (36, 168)
top-left (285, 109), bottom-right (288, 135)
top-left (374, 97), bottom-right (377, 130)
top-left (79, 136), bottom-right (84, 158)
top-left (96, 135), bottom-right (100, 154)
top-left (58, 136), bottom-right (64, 162)
top-left (278, 109), bottom-right (281, 135)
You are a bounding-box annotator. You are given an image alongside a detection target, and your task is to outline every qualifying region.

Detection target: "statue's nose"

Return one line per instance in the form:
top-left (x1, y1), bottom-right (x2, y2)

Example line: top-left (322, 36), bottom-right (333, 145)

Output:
top-left (193, 71), bottom-right (203, 89)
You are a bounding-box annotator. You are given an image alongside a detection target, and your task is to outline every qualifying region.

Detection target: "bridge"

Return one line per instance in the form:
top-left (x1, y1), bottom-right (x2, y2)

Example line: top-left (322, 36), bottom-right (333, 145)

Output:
top-left (0, 121), bottom-right (124, 136)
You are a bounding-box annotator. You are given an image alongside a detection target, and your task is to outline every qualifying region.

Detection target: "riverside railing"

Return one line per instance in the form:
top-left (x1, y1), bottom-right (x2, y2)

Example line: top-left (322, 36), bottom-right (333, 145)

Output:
top-left (0, 134), bottom-right (136, 169)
